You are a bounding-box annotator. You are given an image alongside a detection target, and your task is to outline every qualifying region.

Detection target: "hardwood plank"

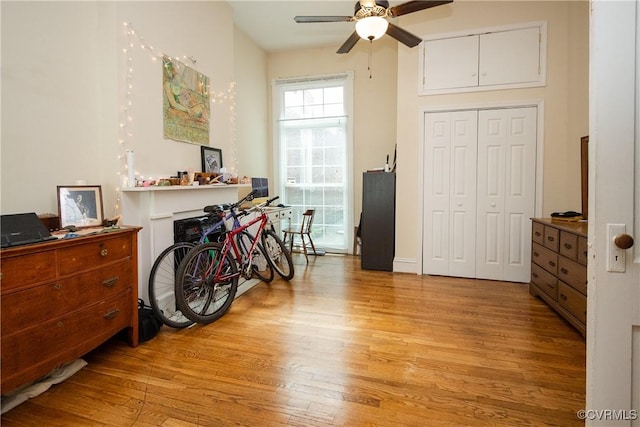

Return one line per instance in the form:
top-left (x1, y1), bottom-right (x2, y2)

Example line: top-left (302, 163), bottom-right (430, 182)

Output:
top-left (1, 255), bottom-right (585, 426)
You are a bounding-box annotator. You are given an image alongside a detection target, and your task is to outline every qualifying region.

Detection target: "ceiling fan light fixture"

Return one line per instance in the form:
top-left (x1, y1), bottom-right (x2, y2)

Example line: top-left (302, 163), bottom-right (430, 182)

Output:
top-left (355, 16), bottom-right (388, 41)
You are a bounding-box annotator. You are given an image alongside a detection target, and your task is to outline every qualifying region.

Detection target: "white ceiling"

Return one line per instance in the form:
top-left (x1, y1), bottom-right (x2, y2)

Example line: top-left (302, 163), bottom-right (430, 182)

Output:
top-left (228, 1), bottom-right (407, 53)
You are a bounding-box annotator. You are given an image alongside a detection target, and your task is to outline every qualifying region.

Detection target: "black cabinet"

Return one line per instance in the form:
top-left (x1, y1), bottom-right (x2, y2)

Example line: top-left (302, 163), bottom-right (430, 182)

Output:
top-left (361, 172), bottom-right (396, 271)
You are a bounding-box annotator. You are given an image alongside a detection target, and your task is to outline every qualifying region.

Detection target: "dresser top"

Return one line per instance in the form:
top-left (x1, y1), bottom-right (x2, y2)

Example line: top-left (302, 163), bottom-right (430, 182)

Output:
top-left (532, 218), bottom-right (588, 237)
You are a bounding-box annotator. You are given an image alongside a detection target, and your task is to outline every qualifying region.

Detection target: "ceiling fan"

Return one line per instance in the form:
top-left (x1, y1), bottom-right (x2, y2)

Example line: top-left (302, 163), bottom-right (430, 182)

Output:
top-left (294, 0), bottom-right (453, 54)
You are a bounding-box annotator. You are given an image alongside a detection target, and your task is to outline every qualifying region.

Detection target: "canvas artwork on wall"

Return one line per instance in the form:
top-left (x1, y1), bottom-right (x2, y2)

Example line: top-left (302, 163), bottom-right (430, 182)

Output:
top-left (162, 55), bottom-right (210, 145)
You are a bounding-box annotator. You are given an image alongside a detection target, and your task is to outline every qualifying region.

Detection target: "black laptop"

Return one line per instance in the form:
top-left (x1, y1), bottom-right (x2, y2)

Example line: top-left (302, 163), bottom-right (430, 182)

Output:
top-left (1, 213), bottom-right (58, 248)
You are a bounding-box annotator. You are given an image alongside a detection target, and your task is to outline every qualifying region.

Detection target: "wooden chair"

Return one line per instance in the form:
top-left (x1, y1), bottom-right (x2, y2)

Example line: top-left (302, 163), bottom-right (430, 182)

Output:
top-left (282, 209), bottom-right (317, 263)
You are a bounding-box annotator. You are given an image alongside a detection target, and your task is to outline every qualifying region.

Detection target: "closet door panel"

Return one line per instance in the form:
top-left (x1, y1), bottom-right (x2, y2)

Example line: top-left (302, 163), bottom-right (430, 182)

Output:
top-left (449, 111), bottom-right (478, 277)
top-left (424, 111), bottom-right (477, 277)
top-left (503, 107), bottom-right (537, 281)
top-left (477, 110), bottom-right (507, 280)
top-left (423, 112), bottom-right (451, 275)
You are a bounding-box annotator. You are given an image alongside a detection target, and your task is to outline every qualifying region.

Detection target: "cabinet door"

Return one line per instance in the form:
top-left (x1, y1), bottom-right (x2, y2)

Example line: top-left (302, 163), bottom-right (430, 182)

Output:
top-left (479, 27), bottom-right (541, 86)
top-left (422, 35), bottom-right (479, 91)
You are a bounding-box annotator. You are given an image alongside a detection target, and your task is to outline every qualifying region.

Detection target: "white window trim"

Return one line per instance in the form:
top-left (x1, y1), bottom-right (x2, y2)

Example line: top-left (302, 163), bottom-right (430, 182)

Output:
top-left (271, 72), bottom-right (355, 253)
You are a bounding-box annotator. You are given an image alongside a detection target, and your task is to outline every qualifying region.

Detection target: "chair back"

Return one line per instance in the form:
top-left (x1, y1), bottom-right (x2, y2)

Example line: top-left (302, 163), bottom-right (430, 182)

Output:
top-left (300, 209), bottom-right (315, 234)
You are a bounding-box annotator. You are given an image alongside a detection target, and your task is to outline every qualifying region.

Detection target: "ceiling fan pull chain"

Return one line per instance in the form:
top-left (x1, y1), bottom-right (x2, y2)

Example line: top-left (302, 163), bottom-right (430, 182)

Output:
top-left (368, 40), bottom-right (373, 79)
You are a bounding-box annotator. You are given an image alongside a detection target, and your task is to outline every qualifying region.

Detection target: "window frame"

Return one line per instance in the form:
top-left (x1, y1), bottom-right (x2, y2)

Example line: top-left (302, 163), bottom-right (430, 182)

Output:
top-left (271, 72), bottom-right (354, 253)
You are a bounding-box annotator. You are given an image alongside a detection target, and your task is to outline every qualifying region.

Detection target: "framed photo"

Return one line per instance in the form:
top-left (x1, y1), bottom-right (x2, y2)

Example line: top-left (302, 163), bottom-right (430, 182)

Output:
top-left (201, 146), bottom-right (222, 173)
top-left (57, 185), bottom-right (104, 228)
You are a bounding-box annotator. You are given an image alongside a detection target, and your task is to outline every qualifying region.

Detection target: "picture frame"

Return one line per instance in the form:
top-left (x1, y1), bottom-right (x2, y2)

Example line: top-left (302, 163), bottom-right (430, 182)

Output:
top-left (201, 146), bottom-right (223, 173)
top-left (57, 185), bottom-right (104, 228)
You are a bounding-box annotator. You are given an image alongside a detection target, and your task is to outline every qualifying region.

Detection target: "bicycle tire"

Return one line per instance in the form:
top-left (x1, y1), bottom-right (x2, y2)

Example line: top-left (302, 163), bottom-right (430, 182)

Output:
top-left (262, 228), bottom-right (295, 280)
top-left (175, 243), bottom-right (239, 324)
top-left (148, 242), bottom-right (196, 328)
top-left (236, 231), bottom-right (274, 282)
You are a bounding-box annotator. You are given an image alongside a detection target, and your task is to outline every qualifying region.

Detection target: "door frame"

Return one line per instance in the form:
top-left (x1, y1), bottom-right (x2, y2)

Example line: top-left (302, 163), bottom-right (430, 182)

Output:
top-left (416, 100), bottom-right (545, 275)
top-left (587, 0), bottom-right (639, 421)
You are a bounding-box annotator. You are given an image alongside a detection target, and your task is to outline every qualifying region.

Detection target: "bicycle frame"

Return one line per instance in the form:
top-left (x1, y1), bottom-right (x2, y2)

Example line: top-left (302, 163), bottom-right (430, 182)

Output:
top-left (205, 206), bottom-right (271, 283)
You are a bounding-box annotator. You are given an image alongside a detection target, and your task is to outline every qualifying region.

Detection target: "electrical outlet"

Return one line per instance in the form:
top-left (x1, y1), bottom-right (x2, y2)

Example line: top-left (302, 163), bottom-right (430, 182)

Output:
top-left (606, 223), bottom-right (626, 272)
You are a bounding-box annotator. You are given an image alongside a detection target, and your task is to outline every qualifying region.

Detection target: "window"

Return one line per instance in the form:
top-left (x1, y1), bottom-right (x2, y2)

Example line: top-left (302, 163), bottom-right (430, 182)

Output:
top-left (273, 73), bottom-right (354, 252)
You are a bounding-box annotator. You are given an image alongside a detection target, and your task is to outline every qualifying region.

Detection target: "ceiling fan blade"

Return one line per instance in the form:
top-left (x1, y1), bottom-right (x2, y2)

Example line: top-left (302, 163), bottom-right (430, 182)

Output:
top-left (337, 31), bottom-right (361, 54)
top-left (388, 0), bottom-right (453, 18)
top-left (385, 23), bottom-right (422, 48)
top-left (294, 16), bottom-right (354, 23)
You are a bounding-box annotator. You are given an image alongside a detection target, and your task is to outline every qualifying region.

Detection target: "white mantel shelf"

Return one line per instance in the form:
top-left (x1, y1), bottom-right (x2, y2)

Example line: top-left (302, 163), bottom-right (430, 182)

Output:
top-left (121, 183), bottom-right (250, 192)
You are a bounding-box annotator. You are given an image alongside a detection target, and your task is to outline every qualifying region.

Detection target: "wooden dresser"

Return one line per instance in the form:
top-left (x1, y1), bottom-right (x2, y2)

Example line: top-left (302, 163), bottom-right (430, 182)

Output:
top-left (529, 218), bottom-right (588, 337)
top-left (0, 227), bottom-right (141, 394)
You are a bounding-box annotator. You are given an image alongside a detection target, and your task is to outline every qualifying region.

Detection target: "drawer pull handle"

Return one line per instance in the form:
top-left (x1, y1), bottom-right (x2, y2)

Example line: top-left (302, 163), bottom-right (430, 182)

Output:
top-left (56, 321), bottom-right (63, 328)
top-left (560, 293), bottom-right (567, 301)
top-left (549, 261), bottom-right (556, 267)
top-left (564, 243), bottom-right (573, 249)
top-left (100, 248), bottom-right (108, 257)
top-left (104, 309), bottom-right (120, 320)
top-left (547, 236), bottom-right (555, 242)
top-left (535, 231), bottom-right (541, 237)
top-left (103, 277), bottom-right (119, 288)
top-left (53, 283), bottom-right (62, 290)
top-left (533, 251), bottom-right (539, 257)
top-left (560, 268), bottom-right (569, 274)
top-left (532, 272), bottom-right (538, 278)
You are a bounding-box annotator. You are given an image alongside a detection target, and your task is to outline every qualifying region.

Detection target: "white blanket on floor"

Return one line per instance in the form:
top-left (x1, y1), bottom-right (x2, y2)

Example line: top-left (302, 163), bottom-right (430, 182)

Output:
top-left (1, 359), bottom-right (87, 414)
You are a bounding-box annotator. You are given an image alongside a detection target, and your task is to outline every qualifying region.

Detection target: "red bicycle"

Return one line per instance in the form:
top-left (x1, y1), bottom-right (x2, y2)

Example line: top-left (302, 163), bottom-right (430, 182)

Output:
top-left (174, 191), bottom-right (284, 324)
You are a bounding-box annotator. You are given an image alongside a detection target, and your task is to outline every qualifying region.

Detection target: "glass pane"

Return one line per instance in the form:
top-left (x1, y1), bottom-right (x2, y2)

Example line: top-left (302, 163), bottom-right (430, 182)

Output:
top-left (304, 88), bottom-right (323, 107)
top-left (324, 87), bottom-right (343, 104)
top-left (324, 103), bottom-right (344, 117)
top-left (284, 90), bottom-right (303, 107)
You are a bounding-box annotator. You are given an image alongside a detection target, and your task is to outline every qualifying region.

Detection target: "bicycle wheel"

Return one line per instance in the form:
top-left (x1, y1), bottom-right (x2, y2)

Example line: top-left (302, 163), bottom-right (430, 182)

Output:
top-left (262, 228), bottom-right (295, 280)
top-left (148, 242), bottom-right (196, 328)
top-left (175, 243), bottom-right (239, 324)
top-left (236, 231), bottom-right (274, 282)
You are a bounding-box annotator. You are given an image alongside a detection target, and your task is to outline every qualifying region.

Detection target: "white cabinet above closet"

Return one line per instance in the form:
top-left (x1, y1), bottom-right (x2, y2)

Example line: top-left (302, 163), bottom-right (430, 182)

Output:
top-left (419, 22), bottom-right (546, 95)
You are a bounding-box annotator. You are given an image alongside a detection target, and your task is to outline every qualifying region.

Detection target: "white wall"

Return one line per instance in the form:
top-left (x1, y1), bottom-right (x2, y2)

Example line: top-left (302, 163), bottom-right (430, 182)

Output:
top-left (234, 26), bottom-right (270, 189)
top-left (1, 1), bottom-right (252, 219)
top-left (268, 38), bottom-right (399, 229)
top-left (394, 0), bottom-right (589, 269)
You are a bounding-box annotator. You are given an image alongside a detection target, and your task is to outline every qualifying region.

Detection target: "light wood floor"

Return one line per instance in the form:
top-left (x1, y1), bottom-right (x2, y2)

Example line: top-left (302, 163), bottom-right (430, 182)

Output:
top-left (2, 255), bottom-right (586, 426)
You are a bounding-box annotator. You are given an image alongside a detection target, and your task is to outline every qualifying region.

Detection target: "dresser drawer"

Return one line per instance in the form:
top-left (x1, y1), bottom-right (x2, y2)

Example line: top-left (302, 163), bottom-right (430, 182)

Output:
top-left (559, 231), bottom-right (578, 261)
top-left (532, 242), bottom-right (558, 275)
top-left (1, 290), bottom-right (132, 390)
top-left (558, 256), bottom-right (587, 295)
top-left (531, 263), bottom-right (558, 299)
top-left (57, 234), bottom-right (132, 276)
top-left (1, 251), bottom-right (56, 291)
top-left (532, 221), bottom-right (545, 245)
top-left (558, 281), bottom-right (587, 324)
top-left (578, 236), bottom-right (588, 265)
top-left (543, 226), bottom-right (559, 251)
top-left (1, 260), bottom-right (132, 335)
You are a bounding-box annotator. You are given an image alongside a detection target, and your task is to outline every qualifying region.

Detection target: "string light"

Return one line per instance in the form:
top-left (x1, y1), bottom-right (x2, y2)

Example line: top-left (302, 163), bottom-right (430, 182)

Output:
top-left (114, 21), bottom-right (238, 217)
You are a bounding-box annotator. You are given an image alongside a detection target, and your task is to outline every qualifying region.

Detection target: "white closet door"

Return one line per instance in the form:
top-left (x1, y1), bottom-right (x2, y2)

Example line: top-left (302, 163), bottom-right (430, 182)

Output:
top-left (423, 111), bottom-right (478, 277)
top-left (476, 107), bottom-right (537, 282)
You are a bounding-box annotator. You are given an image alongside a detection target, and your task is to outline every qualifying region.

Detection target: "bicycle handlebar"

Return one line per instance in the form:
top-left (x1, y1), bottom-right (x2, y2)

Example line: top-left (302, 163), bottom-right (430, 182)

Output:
top-left (202, 191), bottom-right (281, 216)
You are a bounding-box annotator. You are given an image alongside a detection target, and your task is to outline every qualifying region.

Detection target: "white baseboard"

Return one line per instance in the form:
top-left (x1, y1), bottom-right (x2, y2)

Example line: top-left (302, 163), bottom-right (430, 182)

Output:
top-left (393, 258), bottom-right (417, 274)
